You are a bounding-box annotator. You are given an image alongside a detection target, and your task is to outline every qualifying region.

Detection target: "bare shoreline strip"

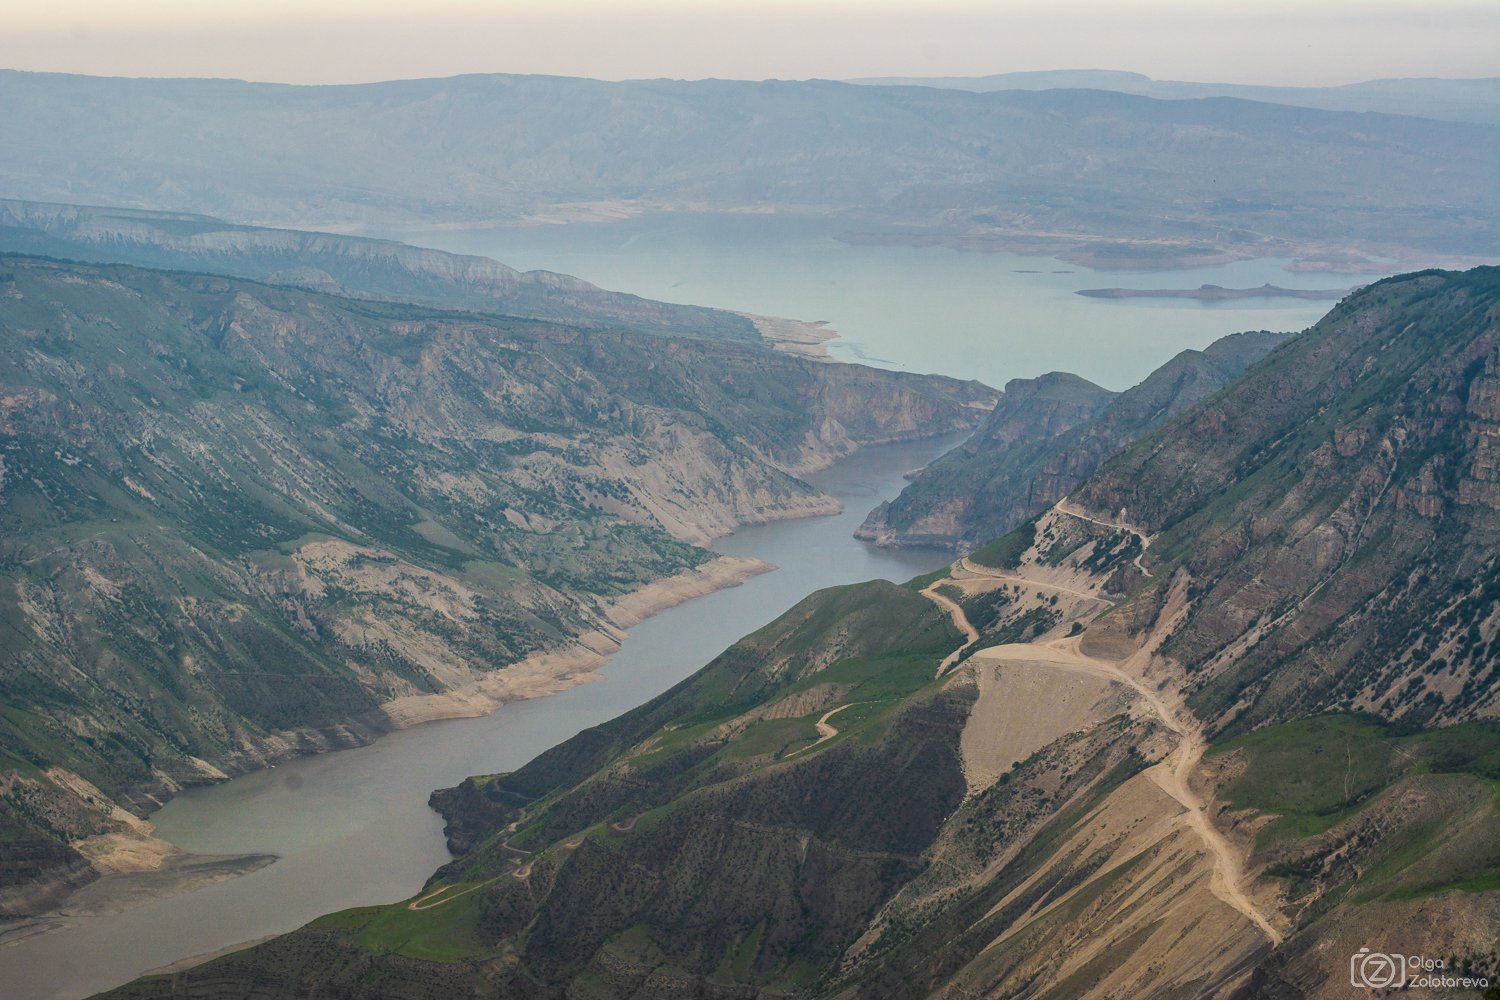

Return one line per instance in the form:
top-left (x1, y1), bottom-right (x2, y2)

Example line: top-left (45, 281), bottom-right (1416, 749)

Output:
top-left (380, 554), bottom-right (775, 728)
top-left (739, 312), bottom-right (838, 360)
top-left (15, 555), bottom-right (774, 933)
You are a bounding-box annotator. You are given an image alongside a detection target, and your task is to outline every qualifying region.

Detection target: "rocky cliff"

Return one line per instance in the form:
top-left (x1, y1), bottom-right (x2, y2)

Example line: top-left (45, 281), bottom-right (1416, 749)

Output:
top-left (859, 330), bottom-right (1289, 553)
top-left (1077, 267), bottom-right (1500, 733)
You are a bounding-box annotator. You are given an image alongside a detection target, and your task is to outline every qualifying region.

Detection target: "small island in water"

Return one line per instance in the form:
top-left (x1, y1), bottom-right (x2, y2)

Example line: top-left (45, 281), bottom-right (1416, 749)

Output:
top-left (1077, 282), bottom-right (1352, 301)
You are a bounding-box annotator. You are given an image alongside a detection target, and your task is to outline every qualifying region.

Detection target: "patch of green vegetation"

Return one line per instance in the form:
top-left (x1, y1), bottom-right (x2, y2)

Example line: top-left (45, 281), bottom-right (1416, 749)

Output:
top-left (604, 923), bottom-right (668, 967)
top-left (969, 519), bottom-right (1036, 570)
top-left (783, 653), bottom-right (940, 706)
top-left (353, 889), bottom-right (492, 962)
top-left (1209, 715), bottom-right (1399, 840)
top-left (710, 919), bottom-right (765, 985)
top-left (1212, 715), bottom-right (1500, 897)
top-left (411, 518), bottom-right (477, 554)
top-left (1213, 716), bottom-right (1500, 829)
top-left (729, 716), bottom-right (825, 760)
top-left (904, 566), bottom-right (951, 591)
top-left (306, 905), bottom-right (384, 933)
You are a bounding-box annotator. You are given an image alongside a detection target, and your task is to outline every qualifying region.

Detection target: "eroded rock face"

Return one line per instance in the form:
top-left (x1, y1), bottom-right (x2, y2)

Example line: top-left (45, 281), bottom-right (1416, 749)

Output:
top-left (860, 331), bottom-right (1288, 553)
top-left (1460, 337), bottom-right (1500, 510)
top-left (1076, 268), bottom-right (1500, 732)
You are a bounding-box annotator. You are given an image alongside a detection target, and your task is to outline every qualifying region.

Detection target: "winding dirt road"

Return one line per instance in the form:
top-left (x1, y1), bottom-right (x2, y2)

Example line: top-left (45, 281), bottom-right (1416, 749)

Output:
top-left (1054, 499), bottom-right (1155, 578)
top-left (970, 639), bottom-right (1281, 944)
top-left (953, 558), bottom-right (1116, 605)
top-left (408, 875), bottom-right (504, 911)
top-left (920, 582), bottom-right (980, 676)
top-left (786, 703), bottom-right (856, 757)
top-left (926, 565), bottom-right (1282, 946)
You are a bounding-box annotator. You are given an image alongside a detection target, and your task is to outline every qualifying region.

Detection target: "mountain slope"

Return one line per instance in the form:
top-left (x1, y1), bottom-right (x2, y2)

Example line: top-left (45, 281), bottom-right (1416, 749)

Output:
top-left (0, 198), bottom-right (763, 343)
top-left (1076, 267), bottom-right (1500, 733)
top-left (0, 254), bottom-right (992, 916)
top-left (858, 330), bottom-right (1290, 553)
top-left (0, 72), bottom-right (1494, 268)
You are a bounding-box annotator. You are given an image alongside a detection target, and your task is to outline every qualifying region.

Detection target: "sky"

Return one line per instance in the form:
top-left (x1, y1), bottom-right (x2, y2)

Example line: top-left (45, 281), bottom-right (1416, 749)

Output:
top-left (1, 0), bottom-right (1496, 87)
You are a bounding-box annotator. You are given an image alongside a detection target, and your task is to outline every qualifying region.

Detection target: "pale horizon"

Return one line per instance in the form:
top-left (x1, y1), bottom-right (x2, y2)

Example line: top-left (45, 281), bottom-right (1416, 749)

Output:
top-left (1, 1), bottom-right (1495, 88)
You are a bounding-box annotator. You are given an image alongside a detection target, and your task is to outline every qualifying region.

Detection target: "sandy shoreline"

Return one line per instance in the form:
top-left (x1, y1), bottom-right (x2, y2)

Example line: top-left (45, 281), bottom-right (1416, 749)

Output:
top-left (381, 554), bottom-right (775, 728)
top-left (742, 312), bottom-right (837, 360)
top-left (10, 555), bottom-right (774, 937)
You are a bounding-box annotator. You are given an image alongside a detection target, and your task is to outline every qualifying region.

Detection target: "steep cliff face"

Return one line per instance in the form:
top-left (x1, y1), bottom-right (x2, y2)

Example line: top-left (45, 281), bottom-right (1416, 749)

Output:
top-left (1077, 268), bottom-right (1500, 733)
top-left (0, 256), bottom-right (991, 915)
top-left (859, 330), bottom-right (1289, 552)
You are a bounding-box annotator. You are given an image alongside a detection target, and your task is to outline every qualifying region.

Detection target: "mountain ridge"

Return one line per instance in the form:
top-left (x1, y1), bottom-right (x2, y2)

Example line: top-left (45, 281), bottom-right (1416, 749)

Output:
top-left (0, 198), bottom-right (766, 344)
top-left (858, 329), bottom-right (1292, 553)
top-left (1, 70), bottom-right (1493, 270)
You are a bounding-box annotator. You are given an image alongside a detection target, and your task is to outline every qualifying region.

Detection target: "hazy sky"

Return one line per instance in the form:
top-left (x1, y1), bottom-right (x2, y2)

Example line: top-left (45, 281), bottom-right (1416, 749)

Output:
top-left (2, 0), bottom-right (1496, 87)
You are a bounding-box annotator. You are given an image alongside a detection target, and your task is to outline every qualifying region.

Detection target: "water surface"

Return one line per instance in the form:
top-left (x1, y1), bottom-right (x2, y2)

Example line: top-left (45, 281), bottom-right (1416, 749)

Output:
top-left (377, 213), bottom-right (1380, 391)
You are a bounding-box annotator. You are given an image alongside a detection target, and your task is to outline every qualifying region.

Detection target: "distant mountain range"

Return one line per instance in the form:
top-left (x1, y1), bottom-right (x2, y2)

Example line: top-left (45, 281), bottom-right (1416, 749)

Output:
top-left (846, 71), bottom-right (1500, 125)
top-left (0, 198), bottom-right (761, 343)
top-left (0, 71), bottom-right (1494, 270)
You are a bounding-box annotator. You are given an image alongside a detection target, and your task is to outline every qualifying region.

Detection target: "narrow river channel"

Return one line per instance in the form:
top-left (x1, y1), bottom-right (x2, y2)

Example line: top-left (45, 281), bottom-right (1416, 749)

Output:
top-left (2, 433), bottom-right (961, 1000)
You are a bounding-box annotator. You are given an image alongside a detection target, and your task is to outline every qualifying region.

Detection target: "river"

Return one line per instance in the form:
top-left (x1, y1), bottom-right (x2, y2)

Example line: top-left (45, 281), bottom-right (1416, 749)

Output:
top-left (1, 434), bottom-right (960, 1000)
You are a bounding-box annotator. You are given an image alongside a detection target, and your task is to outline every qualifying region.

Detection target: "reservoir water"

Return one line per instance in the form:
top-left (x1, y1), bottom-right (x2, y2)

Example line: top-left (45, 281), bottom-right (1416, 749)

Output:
top-left (375, 214), bottom-right (1380, 392)
top-left (2, 434), bottom-right (959, 1000)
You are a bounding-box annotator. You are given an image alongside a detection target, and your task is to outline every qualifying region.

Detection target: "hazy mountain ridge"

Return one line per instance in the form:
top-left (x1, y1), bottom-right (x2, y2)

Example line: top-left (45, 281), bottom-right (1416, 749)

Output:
top-left (847, 71), bottom-right (1500, 125)
top-left (0, 198), bottom-right (762, 343)
top-left (858, 330), bottom-right (1291, 552)
top-left (0, 71), bottom-right (1493, 269)
top-left (103, 273), bottom-right (1500, 998)
top-left (0, 255), bottom-right (992, 917)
